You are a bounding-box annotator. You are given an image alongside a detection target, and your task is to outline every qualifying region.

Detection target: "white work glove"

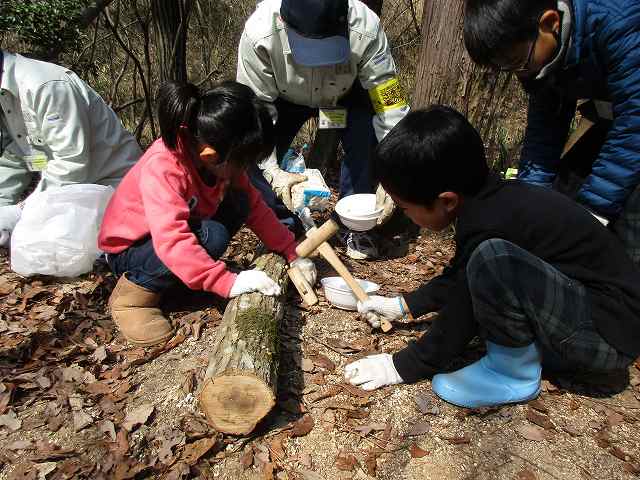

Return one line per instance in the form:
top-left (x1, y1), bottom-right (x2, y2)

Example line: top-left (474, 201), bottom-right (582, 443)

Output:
top-left (375, 184), bottom-right (395, 226)
top-left (344, 354), bottom-right (404, 390)
top-left (357, 295), bottom-right (406, 329)
top-left (0, 204), bottom-right (22, 247)
top-left (290, 257), bottom-right (317, 286)
top-left (260, 150), bottom-right (306, 211)
top-left (229, 269), bottom-right (282, 298)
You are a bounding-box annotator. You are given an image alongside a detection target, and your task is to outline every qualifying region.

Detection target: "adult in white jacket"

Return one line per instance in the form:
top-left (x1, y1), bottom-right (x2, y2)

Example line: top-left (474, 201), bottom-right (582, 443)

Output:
top-left (237, 0), bottom-right (409, 259)
top-left (0, 50), bottom-right (141, 246)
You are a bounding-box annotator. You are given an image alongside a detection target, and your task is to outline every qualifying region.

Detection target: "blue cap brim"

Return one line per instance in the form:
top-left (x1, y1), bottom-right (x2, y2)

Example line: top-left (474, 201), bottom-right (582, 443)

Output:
top-left (286, 28), bottom-right (350, 67)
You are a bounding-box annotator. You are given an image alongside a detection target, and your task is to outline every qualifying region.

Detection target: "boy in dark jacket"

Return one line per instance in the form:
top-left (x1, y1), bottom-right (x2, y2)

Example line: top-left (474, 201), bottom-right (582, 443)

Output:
top-left (344, 107), bottom-right (640, 408)
top-left (463, 0), bottom-right (640, 263)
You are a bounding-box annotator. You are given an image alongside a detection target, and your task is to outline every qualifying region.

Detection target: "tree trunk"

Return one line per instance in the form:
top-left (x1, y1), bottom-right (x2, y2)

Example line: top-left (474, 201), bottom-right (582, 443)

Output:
top-left (413, 0), bottom-right (526, 171)
top-left (199, 252), bottom-right (288, 435)
top-left (150, 0), bottom-right (194, 84)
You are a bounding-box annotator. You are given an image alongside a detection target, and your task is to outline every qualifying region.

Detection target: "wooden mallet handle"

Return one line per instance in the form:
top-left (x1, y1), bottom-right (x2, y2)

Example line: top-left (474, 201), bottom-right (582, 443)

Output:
top-left (287, 265), bottom-right (318, 306)
top-left (316, 242), bottom-right (393, 332)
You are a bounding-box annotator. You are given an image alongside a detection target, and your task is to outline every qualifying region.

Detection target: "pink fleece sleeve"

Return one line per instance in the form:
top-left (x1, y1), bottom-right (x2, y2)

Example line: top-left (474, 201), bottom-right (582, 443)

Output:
top-left (140, 160), bottom-right (238, 297)
top-left (238, 173), bottom-right (298, 262)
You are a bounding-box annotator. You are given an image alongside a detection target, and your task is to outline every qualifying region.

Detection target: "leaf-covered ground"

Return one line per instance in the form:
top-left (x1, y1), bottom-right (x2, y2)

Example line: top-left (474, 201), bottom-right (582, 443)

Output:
top-left (0, 220), bottom-right (639, 480)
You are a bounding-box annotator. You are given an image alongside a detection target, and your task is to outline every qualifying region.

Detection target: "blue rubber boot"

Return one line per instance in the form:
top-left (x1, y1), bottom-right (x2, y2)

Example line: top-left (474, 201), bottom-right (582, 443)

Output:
top-left (432, 342), bottom-right (541, 408)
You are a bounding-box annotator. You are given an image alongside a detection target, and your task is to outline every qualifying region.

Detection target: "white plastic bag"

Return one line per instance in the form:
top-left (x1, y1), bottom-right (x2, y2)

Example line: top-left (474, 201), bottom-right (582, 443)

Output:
top-left (11, 184), bottom-right (114, 277)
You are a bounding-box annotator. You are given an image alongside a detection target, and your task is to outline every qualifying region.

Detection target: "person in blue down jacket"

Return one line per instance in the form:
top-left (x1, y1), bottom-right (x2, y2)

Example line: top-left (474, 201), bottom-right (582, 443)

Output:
top-left (463, 0), bottom-right (640, 263)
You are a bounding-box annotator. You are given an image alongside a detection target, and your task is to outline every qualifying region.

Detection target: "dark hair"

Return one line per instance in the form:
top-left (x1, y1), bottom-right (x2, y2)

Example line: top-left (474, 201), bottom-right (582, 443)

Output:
top-left (463, 0), bottom-right (556, 66)
top-left (372, 106), bottom-right (488, 206)
top-left (157, 81), bottom-right (275, 168)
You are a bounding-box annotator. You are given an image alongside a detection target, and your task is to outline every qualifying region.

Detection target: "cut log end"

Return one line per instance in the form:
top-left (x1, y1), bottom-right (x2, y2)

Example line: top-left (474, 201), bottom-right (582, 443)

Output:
top-left (199, 374), bottom-right (276, 436)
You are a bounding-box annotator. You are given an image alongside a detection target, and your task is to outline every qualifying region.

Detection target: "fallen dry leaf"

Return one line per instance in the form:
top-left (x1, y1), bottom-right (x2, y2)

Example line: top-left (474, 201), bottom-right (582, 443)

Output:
top-left (516, 424), bottom-right (550, 441)
top-left (405, 421), bottom-right (430, 437)
top-left (89, 344), bottom-right (107, 362)
top-left (528, 399), bottom-right (549, 414)
top-left (299, 469), bottom-right (324, 480)
top-left (98, 420), bottom-right (116, 442)
top-left (526, 408), bottom-right (554, 430)
top-left (181, 437), bottom-right (217, 465)
top-left (239, 448), bottom-right (254, 469)
top-left (516, 469), bottom-right (537, 480)
top-left (122, 403), bottom-right (154, 431)
top-left (446, 435), bottom-right (471, 445)
top-left (309, 385), bottom-right (341, 403)
top-left (301, 358), bottom-right (315, 373)
top-left (610, 446), bottom-right (634, 462)
top-left (299, 453), bottom-right (313, 469)
top-left (353, 423), bottom-right (386, 436)
top-left (414, 392), bottom-right (440, 416)
top-left (73, 410), bottom-right (93, 432)
top-left (84, 382), bottom-right (111, 396)
top-left (340, 383), bottom-right (370, 399)
top-left (606, 410), bottom-right (624, 427)
top-left (290, 415), bottom-right (314, 437)
top-left (364, 451), bottom-right (378, 476)
top-left (269, 436), bottom-right (285, 461)
top-left (311, 354), bottom-right (336, 372)
top-left (335, 452), bottom-right (359, 471)
top-left (262, 462), bottom-right (275, 480)
top-left (0, 409), bottom-right (22, 431)
top-left (409, 443), bottom-right (429, 458)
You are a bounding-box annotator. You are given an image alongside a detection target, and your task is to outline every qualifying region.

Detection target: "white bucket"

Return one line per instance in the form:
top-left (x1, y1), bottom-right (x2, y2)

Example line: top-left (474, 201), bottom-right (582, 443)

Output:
top-left (334, 194), bottom-right (383, 231)
top-left (320, 276), bottom-right (380, 310)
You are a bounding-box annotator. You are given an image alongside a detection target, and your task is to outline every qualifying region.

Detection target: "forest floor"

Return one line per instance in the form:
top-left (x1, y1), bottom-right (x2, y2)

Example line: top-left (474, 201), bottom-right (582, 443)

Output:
top-left (0, 199), bottom-right (638, 480)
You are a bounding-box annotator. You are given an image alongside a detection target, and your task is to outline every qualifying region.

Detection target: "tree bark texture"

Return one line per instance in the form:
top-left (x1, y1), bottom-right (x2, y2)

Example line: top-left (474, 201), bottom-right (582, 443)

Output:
top-left (151, 0), bottom-right (194, 84)
top-left (199, 252), bottom-right (289, 435)
top-left (413, 0), bottom-right (526, 169)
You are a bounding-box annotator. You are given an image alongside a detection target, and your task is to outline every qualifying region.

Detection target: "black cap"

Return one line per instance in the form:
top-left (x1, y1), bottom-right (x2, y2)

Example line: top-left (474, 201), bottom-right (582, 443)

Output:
top-left (280, 0), bottom-right (350, 66)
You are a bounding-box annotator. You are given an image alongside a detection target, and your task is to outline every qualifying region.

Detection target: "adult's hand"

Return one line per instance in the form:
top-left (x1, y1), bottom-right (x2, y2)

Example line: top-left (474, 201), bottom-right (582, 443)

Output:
top-left (375, 184), bottom-right (395, 226)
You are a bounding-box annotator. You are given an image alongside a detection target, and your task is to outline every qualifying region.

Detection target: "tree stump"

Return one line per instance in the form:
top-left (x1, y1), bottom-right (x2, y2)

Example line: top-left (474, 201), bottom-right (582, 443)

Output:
top-left (198, 252), bottom-right (289, 435)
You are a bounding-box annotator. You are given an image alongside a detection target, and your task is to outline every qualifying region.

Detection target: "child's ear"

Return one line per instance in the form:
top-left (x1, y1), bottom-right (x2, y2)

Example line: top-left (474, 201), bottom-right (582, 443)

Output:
top-left (539, 9), bottom-right (561, 35)
top-left (438, 191), bottom-right (461, 213)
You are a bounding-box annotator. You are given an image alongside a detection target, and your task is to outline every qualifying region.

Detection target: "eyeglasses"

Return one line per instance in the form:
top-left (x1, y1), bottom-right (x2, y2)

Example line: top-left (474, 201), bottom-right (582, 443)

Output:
top-left (495, 14), bottom-right (544, 73)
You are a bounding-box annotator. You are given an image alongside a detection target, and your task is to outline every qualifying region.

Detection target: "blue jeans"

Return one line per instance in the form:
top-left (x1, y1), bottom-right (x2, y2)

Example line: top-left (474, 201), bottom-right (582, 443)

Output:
top-left (107, 190), bottom-right (249, 293)
top-left (467, 239), bottom-right (633, 372)
top-left (249, 84), bottom-right (378, 228)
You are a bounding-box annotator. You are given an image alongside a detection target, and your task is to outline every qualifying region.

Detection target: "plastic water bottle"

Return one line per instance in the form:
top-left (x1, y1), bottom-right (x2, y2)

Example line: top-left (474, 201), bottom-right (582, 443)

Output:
top-left (280, 144), bottom-right (307, 173)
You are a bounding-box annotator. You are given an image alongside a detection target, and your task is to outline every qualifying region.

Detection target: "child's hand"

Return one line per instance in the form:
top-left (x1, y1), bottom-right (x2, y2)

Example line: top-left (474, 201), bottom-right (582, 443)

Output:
top-left (357, 295), bottom-right (406, 328)
top-left (344, 354), bottom-right (404, 390)
top-left (229, 269), bottom-right (281, 297)
top-left (290, 257), bottom-right (317, 285)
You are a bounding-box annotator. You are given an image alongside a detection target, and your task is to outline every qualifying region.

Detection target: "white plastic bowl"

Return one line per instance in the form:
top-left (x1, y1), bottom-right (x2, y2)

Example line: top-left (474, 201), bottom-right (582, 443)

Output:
top-left (334, 194), bottom-right (383, 232)
top-left (320, 276), bottom-right (380, 311)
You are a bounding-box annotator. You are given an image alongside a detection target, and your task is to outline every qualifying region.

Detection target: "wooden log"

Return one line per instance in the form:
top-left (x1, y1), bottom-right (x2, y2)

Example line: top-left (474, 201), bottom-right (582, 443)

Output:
top-left (198, 252), bottom-right (288, 435)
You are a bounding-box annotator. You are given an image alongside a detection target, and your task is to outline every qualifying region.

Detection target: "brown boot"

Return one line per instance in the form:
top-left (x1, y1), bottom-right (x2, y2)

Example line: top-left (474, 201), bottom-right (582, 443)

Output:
top-left (109, 274), bottom-right (173, 346)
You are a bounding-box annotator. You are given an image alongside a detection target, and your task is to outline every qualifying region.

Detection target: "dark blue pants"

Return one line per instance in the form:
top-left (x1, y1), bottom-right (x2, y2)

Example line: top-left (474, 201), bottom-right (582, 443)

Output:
top-left (107, 190), bottom-right (249, 293)
top-left (467, 239), bottom-right (633, 372)
top-left (249, 85), bottom-right (378, 228)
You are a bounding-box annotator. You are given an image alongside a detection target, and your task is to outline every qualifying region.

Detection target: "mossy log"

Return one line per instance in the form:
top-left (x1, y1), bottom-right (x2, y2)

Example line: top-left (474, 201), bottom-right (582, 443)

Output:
top-left (198, 252), bottom-right (289, 435)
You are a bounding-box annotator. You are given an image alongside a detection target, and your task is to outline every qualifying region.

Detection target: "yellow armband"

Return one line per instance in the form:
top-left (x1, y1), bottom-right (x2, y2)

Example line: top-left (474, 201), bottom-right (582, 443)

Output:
top-left (368, 78), bottom-right (408, 114)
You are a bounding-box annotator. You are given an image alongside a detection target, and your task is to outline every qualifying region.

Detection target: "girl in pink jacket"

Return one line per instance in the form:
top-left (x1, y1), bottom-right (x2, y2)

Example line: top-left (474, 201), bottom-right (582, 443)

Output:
top-left (99, 81), bottom-right (316, 346)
